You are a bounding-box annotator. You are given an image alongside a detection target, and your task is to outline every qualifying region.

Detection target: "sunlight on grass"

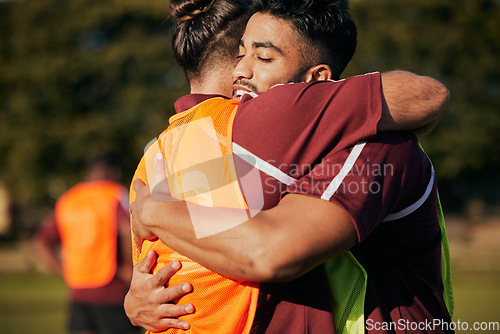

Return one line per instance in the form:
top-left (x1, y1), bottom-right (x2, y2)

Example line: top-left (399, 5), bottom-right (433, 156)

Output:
top-left (0, 270), bottom-right (499, 333)
top-left (452, 270), bottom-right (500, 334)
top-left (0, 272), bottom-right (67, 334)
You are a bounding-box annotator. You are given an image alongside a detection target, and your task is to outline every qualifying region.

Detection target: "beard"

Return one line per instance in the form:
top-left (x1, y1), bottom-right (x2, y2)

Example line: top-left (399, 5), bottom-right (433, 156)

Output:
top-left (232, 65), bottom-right (309, 96)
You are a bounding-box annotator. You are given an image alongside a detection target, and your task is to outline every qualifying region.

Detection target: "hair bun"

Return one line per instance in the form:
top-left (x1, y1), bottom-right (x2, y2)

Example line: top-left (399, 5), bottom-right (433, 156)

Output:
top-left (170, 0), bottom-right (216, 22)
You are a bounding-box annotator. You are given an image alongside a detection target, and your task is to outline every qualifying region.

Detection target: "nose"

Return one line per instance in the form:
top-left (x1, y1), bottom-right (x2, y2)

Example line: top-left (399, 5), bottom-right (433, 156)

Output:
top-left (232, 55), bottom-right (253, 81)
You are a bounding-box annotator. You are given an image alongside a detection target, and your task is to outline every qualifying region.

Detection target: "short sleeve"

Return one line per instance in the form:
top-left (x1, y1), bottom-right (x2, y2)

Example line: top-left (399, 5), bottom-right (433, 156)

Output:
top-left (233, 73), bottom-right (383, 164)
top-left (284, 132), bottom-right (431, 243)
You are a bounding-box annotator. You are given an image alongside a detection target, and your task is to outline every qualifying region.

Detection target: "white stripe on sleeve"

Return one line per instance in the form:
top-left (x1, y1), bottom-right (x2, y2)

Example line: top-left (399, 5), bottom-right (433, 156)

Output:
top-left (321, 141), bottom-right (367, 201)
top-left (232, 143), bottom-right (297, 186)
top-left (382, 152), bottom-right (435, 222)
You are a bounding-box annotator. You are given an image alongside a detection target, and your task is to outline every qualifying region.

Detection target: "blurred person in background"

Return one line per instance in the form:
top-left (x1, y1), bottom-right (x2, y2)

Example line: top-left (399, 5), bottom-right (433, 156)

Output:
top-left (33, 153), bottom-right (141, 334)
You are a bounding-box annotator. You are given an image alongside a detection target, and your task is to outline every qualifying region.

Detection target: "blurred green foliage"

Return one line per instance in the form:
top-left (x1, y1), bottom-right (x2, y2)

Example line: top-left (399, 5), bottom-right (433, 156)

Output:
top-left (346, 0), bottom-right (500, 210)
top-left (0, 0), bottom-right (499, 231)
top-left (0, 0), bottom-right (189, 207)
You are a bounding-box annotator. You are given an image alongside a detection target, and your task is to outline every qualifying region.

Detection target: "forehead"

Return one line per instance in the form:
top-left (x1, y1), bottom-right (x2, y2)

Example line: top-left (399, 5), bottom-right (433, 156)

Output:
top-left (241, 12), bottom-right (299, 52)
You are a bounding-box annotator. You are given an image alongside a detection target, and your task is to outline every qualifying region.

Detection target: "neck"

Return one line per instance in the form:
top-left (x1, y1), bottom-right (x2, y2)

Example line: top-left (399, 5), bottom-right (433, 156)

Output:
top-left (190, 81), bottom-right (220, 95)
top-left (190, 79), bottom-right (231, 97)
top-left (188, 65), bottom-right (233, 97)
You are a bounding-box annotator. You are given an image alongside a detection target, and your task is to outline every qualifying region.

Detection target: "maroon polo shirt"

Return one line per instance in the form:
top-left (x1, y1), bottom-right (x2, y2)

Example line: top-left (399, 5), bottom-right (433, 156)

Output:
top-left (173, 73), bottom-right (383, 333)
top-left (287, 132), bottom-right (453, 334)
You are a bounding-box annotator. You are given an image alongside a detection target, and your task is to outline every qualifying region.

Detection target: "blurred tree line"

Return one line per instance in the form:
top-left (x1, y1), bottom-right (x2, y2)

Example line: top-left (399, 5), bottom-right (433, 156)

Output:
top-left (346, 0), bottom-right (500, 215)
top-left (0, 0), bottom-right (499, 237)
top-left (0, 0), bottom-right (189, 235)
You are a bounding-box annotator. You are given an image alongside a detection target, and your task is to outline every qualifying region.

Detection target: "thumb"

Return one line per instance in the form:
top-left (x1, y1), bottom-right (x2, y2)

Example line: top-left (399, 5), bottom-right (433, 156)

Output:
top-left (155, 152), bottom-right (166, 180)
top-left (150, 152), bottom-right (170, 195)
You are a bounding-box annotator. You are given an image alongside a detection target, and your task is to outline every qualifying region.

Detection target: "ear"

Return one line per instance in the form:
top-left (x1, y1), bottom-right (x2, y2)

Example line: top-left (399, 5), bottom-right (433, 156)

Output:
top-left (302, 64), bottom-right (332, 82)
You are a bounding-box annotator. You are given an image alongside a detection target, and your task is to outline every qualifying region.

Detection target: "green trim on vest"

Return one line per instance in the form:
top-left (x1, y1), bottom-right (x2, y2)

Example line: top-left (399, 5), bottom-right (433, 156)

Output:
top-left (325, 252), bottom-right (367, 334)
top-left (437, 191), bottom-right (455, 318)
top-left (325, 193), bottom-right (454, 334)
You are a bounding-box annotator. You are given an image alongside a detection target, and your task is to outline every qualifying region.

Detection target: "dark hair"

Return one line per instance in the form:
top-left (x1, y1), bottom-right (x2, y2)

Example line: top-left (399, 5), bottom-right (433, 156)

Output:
top-left (170, 0), bottom-right (251, 81)
top-left (251, 0), bottom-right (357, 79)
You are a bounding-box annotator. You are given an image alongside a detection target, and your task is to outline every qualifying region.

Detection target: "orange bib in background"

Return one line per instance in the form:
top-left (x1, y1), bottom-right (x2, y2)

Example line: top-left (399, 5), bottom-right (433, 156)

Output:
top-left (131, 98), bottom-right (259, 334)
top-left (56, 180), bottom-right (124, 289)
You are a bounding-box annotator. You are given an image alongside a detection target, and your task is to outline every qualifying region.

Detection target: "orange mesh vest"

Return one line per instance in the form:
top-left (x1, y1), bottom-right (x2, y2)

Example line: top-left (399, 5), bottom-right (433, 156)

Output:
top-left (131, 98), bottom-right (259, 334)
top-left (55, 180), bottom-right (125, 289)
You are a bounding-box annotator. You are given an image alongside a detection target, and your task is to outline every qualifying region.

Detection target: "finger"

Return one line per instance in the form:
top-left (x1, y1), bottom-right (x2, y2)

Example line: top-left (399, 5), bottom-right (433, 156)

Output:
top-left (133, 178), bottom-right (146, 191)
top-left (150, 152), bottom-right (170, 195)
top-left (140, 316), bottom-right (191, 333)
top-left (159, 282), bottom-right (193, 304)
top-left (153, 261), bottom-right (183, 286)
top-left (135, 250), bottom-right (157, 274)
top-left (156, 318), bottom-right (191, 331)
top-left (157, 302), bottom-right (195, 318)
top-left (154, 152), bottom-right (167, 181)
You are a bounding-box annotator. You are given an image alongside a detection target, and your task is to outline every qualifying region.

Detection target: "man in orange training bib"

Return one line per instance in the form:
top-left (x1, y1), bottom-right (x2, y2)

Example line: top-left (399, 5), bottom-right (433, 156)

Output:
top-left (34, 153), bottom-right (141, 334)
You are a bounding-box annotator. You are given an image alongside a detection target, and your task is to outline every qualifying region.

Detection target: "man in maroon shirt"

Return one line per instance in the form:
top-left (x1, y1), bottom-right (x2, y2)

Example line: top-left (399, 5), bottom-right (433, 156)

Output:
top-left (126, 0), bottom-right (453, 333)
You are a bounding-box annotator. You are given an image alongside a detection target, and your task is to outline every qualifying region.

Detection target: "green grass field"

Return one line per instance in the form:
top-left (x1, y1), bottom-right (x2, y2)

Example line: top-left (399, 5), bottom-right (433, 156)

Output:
top-left (451, 271), bottom-right (500, 333)
top-left (0, 270), bottom-right (499, 334)
top-left (0, 272), bottom-right (67, 334)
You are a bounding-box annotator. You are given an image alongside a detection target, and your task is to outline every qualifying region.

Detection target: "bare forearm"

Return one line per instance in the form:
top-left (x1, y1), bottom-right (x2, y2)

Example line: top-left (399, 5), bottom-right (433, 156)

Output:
top-left (378, 70), bottom-right (450, 134)
top-left (140, 195), bottom-right (356, 282)
top-left (141, 199), bottom-right (272, 280)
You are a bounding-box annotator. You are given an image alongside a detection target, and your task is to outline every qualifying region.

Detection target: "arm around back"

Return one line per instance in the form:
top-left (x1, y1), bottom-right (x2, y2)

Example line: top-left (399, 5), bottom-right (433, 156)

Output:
top-left (378, 70), bottom-right (450, 135)
top-left (232, 194), bottom-right (358, 282)
top-left (131, 178), bottom-right (357, 282)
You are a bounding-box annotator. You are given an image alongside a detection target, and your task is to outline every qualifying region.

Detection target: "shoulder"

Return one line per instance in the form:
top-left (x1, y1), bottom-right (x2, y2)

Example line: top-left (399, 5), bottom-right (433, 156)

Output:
top-left (238, 72), bottom-right (380, 103)
top-left (237, 72), bottom-right (382, 118)
top-left (353, 132), bottom-right (431, 183)
top-left (359, 132), bottom-right (434, 205)
top-left (360, 132), bottom-right (421, 163)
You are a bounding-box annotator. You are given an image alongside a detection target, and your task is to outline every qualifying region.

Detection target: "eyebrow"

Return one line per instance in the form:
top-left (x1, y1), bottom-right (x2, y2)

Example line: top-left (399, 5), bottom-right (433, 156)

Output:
top-left (239, 39), bottom-right (284, 55)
